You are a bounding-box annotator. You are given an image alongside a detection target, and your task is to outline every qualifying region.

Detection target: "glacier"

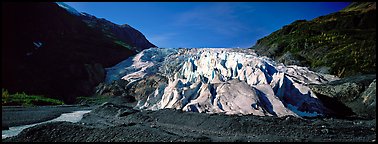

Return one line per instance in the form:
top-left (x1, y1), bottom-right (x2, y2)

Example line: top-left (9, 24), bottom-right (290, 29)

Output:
top-left (105, 48), bottom-right (339, 117)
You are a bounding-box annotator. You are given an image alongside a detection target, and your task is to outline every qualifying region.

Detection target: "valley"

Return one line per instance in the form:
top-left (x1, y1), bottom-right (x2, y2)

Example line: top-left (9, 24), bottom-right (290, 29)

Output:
top-left (1, 2), bottom-right (375, 142)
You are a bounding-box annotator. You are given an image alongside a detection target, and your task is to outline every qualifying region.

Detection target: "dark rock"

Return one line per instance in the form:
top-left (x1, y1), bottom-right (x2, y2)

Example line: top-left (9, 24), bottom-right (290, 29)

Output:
top-left (2, 122), bottom-right (9, 130)
top-left (350, 79), bottom-right (376, 117)
top-left (95, 79), bottom-right (129, 96)
top-left (85, 63), bottom-right (105, 88)
top-left (94, 79), bottom-right (136, 105)
top-left (127, 74), bottom-right (168, 102)
top-left (94, 74), bottom-right (168, 108)
top-left (116, 107), bottom-right (138, 117)
top-left (121, 122), bottom-right (137, 127)
top-left (309, 74), bottom-right (376, 118)
top-left (91, 102), bottom-right (137, 118)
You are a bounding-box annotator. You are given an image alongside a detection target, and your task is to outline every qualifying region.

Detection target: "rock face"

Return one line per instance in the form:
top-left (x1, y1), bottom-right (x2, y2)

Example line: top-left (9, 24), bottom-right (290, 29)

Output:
top-left (251, 2), bottom-right (376, 77)
top-left (1, 2), bottom-right (155, 103)
top-left (309, 74), bottom-right (376, 118)
top-left (359, 79), bottom-right (376, 116)
top-left (105, 48), bottom-right (341, 117)
top-left (95, 80), bottom-right (129, 97)
top-left (127, 75), bottom-right (169, 104)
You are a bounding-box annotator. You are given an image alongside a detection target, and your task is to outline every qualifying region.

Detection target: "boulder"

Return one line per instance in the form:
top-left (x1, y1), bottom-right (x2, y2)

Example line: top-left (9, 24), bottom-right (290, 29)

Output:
top-left (351, 79), bottom-right (376, 117)
top-left (309, 74), bottom-right (376, 118)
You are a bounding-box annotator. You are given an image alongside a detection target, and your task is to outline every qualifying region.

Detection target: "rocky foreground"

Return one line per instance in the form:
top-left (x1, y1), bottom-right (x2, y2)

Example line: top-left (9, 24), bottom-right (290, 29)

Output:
top-left (3, 101), bottom-right (375, 142)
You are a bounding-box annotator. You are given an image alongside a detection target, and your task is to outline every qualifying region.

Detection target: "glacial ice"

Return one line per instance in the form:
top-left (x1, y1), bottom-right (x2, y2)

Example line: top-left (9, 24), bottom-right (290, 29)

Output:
top-left (105, 48), bottom-right (339, 117)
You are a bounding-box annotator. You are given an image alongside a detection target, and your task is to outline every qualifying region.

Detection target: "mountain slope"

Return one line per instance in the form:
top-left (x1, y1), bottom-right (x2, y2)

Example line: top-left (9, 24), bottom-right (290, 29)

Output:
top-left (80, 12), bottom-right (156, 52)
top-left (251, 2), bottom-right (376, 77)
top-left (1, 2), bottom-right (154, 103)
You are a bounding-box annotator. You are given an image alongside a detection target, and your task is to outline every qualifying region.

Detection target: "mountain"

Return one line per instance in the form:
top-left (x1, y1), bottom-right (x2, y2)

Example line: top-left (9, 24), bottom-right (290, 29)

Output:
top-left (56, 2), bottom-right (81, 16)
top-left (1, 2), bottom-right (155, 103)
top-left (251, 2), bottom-right (376, 78)
top-left (80, 12), bottom-right (156, 52)
top-left (97, 48), bottom-right (344, 118)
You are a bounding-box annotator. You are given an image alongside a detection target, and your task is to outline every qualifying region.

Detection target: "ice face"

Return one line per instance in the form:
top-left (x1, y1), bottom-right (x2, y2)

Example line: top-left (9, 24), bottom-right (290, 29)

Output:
top-left (105, 48), bottom-right (177, 83)
top-left (106, 48), bottom-right (339, 117)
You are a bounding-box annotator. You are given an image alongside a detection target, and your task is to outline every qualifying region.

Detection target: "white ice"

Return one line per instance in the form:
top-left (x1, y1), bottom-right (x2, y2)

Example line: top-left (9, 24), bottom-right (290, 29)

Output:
top-left (106, 48), bottom-right (339, 117)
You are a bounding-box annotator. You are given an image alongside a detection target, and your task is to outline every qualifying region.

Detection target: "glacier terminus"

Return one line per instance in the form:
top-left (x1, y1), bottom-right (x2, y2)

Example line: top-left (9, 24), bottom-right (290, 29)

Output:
top-left (105, 48), bottom-right (340, 118)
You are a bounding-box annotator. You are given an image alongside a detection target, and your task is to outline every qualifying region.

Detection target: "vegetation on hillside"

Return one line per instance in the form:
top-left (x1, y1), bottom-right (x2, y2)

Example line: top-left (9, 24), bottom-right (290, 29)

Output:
top-left (252, 2), bottom-right (376, 77)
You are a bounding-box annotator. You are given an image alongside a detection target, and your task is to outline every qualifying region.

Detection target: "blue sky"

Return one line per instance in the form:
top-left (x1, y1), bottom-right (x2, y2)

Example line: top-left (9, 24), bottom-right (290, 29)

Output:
top-left (65, 2), bottom-right (351, 48)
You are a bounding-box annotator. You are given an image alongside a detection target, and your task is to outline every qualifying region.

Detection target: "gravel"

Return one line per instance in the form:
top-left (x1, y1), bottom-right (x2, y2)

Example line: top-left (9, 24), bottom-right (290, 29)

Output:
top-left (2, 105), bottom-right (94, 129)
top-left (3, 102), bottom-right (375, 142)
